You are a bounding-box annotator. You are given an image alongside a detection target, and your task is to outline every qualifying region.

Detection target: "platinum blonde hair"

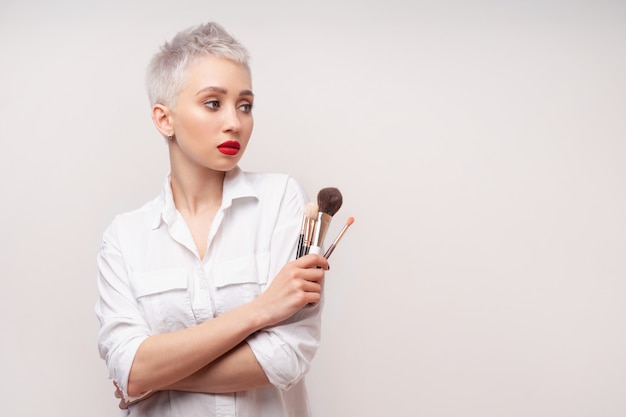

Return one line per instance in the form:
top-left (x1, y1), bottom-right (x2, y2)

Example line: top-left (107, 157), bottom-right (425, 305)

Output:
top-left (146, 22), bottom-right (251, 108)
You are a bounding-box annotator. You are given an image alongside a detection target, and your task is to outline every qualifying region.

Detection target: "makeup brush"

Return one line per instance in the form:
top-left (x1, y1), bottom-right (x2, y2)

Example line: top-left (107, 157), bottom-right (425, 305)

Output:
top-left (323, 216), bottom-right (354, 259)
top-left (302, 203), bottom-right (319, 256)
top-left (308, 187), bottom-right (343, 255)
top-left (297, 202), bottom-right (318, 258)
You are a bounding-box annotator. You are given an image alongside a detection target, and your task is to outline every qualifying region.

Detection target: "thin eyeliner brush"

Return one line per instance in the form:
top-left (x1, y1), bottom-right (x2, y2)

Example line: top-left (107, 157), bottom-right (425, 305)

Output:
top-left (323, 216), bottom-right (354, 259)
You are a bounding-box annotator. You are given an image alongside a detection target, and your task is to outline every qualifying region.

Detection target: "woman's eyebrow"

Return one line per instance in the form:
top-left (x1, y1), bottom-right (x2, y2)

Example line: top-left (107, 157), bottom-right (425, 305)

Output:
top-left (195, 86), bottom-right (254, 97)
top-left (196, 86), bottom-right (227, 95)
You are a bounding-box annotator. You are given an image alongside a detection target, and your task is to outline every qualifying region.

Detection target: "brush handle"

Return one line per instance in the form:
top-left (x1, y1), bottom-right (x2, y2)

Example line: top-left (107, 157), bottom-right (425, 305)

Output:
top-left (296, 234), bottom-right (305, 258)
top-left (321, 218), bottom-right (353, 259)
top-left (323, 244), bottom-right (336, 259)
top-left (303, 218), bottom-right (316, 256)
top-left (308, 245), bottom-right (322, 256)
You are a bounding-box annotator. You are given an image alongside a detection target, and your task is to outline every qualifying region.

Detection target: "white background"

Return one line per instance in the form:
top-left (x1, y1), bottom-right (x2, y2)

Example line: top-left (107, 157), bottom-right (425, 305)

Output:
top-left (1, 1), bottom-right (625, 416)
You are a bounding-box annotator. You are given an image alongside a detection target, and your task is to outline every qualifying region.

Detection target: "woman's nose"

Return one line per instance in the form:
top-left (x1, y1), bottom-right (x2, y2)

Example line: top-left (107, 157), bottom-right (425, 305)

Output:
top-left (222, 106), bottom-right (241, 132)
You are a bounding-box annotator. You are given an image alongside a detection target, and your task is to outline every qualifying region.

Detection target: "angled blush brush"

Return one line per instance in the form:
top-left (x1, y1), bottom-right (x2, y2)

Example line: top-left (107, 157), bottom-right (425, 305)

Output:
top-left (308, 187), bottom-right (343, 255)
top-left (323, 216), bottom-right (354, 259)
top-left (297, 202), bottom-right (318, 258)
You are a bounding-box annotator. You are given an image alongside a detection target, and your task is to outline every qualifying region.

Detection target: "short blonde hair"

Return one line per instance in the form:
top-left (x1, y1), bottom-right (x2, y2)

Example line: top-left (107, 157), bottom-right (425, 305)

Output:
top-left (146, 22), bottom-right (250, 108)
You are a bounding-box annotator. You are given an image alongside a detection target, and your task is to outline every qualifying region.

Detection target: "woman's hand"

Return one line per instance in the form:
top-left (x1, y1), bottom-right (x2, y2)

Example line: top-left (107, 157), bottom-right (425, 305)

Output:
top-left (113, 382), bottom-right (128, 410)
top-left (253, 254), bottom-right (328, 327)
top-left (113, 381), bottom-right (155, 409)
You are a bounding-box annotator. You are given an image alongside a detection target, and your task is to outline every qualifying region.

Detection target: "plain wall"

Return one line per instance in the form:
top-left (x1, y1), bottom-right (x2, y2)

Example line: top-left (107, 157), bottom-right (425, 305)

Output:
top-left (1, 1), bottom-right (625, 416)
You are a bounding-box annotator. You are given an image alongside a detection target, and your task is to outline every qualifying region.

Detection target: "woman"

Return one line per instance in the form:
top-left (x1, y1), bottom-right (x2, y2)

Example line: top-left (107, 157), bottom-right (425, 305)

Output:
top-left (95, 22), bottom-right (328, 417)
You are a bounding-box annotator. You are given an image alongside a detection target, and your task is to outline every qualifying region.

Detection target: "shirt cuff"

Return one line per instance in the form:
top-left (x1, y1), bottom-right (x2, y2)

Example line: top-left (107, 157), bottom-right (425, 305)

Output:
top-left (109, 335), bottom-right (149, 401)
top-left (247, 331), bottom-right (305, 391)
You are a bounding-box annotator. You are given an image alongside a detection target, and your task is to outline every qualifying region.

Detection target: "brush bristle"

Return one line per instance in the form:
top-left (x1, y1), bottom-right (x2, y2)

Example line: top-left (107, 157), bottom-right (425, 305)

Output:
top-left (304, 202), bottom-right (318, 219)
top-left (317, 187), bottom-right (343, 216)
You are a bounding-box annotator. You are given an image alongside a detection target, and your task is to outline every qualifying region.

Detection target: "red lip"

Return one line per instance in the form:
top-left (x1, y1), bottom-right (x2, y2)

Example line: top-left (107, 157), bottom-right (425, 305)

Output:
top-left (217, 140), bottom-right (241, 156)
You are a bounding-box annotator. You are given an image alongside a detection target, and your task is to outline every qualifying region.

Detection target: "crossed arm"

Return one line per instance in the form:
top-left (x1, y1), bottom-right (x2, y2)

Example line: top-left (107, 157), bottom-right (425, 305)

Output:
top-left (120, 254), bottom-right (328, 401)
top-left (115, 342), bottom-right (266, 409)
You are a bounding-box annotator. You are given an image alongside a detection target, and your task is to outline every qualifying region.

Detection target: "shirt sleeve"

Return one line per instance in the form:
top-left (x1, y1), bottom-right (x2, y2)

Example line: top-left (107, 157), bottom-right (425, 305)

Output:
top-left (94, 219), bottom-right (151, 401)
top-left (247, 176), bottom-right (324, 391)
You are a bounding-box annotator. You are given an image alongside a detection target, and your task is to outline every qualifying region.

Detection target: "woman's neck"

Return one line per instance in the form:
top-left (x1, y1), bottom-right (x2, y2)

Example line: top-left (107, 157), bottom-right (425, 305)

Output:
top-left (170, 166), bottom-right (225, 217)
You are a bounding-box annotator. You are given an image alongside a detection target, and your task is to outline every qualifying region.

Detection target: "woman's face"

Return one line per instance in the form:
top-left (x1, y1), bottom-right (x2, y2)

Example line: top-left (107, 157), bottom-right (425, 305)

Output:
top-left (169, 55), bottom-right (254, 173)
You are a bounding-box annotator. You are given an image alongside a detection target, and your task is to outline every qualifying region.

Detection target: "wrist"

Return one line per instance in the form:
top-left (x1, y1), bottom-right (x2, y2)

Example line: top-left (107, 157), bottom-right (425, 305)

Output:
top-left (245, 298), bottom-right (272, 332)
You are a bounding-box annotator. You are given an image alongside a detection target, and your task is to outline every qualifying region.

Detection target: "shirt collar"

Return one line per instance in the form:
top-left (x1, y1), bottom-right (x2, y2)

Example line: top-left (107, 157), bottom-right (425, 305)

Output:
top-left (149, 173), bottom-right (175, 230)
top-left (149, 167), bottom-right (258, 230)
top-left (222, 166), bottom-right (259, 209)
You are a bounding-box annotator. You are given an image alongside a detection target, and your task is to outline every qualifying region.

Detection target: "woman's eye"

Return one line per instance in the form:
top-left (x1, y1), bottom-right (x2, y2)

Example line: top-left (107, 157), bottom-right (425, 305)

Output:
top-left (204, 100), bottom-right (220, 110)
top-left (239, 103), bottom-right (253, 113)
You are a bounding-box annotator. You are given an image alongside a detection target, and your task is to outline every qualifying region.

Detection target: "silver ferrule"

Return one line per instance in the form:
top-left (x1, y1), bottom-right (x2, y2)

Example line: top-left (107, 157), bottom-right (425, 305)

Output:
top-left (311, 212), bottom-right (332, 250)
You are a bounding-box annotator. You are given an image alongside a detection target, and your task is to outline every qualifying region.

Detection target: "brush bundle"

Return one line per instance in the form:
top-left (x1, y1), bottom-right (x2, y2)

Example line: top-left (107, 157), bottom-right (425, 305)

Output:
top-left (296, 187), bottom-right (353, 260)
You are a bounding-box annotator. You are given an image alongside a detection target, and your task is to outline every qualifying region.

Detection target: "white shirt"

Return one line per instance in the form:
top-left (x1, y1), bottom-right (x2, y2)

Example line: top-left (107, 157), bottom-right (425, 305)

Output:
top-left (95, 167), bottom-right (322, 417)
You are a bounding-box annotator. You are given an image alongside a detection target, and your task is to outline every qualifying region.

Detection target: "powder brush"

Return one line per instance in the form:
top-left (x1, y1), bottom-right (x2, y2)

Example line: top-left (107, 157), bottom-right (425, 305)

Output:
top-left (308, 187), bottom-right (343, 255)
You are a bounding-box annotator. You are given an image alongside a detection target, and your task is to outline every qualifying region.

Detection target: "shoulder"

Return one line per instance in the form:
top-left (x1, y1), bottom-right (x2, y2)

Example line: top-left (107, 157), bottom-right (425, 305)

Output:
top-left (102, 196), bottom-right (161, 243)
top-left (241, 170), bottom-right (308, 201)
top-left (234, 170), bottom-right (309, 222)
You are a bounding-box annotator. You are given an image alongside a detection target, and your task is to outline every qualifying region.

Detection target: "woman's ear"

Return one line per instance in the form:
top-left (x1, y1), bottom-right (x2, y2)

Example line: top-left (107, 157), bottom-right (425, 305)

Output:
top-left (151, 104), bottom-right (174, 138)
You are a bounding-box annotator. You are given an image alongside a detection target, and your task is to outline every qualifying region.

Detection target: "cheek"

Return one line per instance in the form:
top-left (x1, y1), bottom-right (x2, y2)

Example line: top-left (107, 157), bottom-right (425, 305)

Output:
top-left (240, 116), bottom-right (254, 140)
top-left (177, 107), bottom-right (218, 134)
